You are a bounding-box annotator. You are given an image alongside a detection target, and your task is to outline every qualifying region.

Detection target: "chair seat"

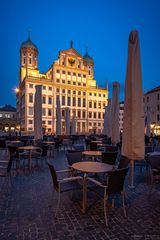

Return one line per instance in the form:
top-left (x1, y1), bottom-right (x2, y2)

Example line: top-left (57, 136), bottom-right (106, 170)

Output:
top-left (60, 181), bottom-right (82, 192)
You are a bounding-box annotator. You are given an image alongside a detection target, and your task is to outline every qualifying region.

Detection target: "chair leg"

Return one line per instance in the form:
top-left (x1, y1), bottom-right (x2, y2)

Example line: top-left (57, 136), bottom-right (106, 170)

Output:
top-left (121, 191), bottom-right (127, 218)
top-left (55, 191), bottom-right (61, 218)
top-left (104, 190), bottom-right (108, 227)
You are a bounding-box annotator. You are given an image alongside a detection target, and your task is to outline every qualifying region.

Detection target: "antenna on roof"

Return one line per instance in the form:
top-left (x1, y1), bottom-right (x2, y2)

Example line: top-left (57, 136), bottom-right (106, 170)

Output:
top-left (70, 40), bottom-right (73, 48)
top-left (28, 28), bottom-right (31, 40)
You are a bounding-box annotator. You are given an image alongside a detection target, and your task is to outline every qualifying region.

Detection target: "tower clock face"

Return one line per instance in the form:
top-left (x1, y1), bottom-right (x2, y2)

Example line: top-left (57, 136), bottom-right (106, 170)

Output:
top-left (68, 58), bottom-right (75, 66)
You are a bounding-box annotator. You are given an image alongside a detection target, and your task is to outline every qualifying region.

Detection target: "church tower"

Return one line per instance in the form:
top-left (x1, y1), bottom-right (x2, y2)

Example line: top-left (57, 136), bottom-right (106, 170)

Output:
top-left (20, 33), bottom-right (38, 81)
top-left (83, 49), bottom-right (94, 78)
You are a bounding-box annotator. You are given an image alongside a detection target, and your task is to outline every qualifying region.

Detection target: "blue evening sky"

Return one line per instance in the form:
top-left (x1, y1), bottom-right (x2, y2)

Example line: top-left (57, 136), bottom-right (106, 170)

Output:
top-left (0, 0), bottom-right (160, 107)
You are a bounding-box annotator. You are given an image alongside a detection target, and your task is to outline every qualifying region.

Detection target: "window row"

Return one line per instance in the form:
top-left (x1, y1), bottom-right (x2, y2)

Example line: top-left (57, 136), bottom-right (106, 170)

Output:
top-left (89, 101), bottom-right (106, 109)
top-left (29, 95), bottom-right (53, 104)
top-left (89, 92), bottom-right (106, 98)
top-left (56, 69), bottom-right (86, 78)
top-left (56, 89), bottom-right (86, 95)
top-left (29, 84), bottom-right (52, 91)
top-left (56, 79), bottom-right (86, 87)
top-left (28, 107), bottom-right (52, 116)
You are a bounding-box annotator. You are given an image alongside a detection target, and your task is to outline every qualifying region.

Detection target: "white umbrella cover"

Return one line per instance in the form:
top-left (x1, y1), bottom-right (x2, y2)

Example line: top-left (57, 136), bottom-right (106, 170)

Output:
top-left (122, 31), bottom-right (144, 187)
top-left (56, 96), bottom-right (61, 136)
top-left (71, 114), bottom-right (76, 135)
top-left (103, 99), bottom-right (112, 138)
top-left (111, 82), bottom-right (120, 145)
top-left (34, 85), bottom-right (43, 140)
top-left (65, 107), bottom-right (70, 135)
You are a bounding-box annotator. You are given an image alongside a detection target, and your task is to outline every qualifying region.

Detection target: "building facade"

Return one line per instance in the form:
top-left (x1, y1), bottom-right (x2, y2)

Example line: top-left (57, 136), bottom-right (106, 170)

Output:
top-left (144, 86), bottom-right (160, 136)
top-left (0, 105), bottom-right (18, 132)
top-left (16, 36), bottom-right (108, 134)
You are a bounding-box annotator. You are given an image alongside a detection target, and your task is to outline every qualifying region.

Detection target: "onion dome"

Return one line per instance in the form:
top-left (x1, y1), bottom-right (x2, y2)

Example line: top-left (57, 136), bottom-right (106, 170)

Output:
top-left (20, 33), bottom-right (38, 50)
top-left (83, 49), bottom-right (94, 65)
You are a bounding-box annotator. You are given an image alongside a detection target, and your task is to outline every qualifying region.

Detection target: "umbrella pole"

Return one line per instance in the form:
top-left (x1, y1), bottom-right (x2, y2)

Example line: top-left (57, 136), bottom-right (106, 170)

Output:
top-left (129, 160), bottom-right (135, 188)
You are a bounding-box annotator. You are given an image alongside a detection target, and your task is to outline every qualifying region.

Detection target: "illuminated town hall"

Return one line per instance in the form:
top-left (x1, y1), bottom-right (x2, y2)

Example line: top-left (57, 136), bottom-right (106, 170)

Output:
top-left (16, 35), bottom-right (108, 134)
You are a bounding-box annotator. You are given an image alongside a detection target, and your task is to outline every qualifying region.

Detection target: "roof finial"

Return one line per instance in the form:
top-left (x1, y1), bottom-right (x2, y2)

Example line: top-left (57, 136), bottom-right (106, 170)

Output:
top-left (70, 40), bottom-right (73, 48)
top-left (28, 29), bottom-right (31, 40)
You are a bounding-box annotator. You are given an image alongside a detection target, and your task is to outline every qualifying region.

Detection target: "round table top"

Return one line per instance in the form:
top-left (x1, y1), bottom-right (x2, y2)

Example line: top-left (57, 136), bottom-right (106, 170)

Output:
top-left (18, 146), bottom-right (40, 150)
top-left (82, 150), bottom-right (102, 156)
top-left (43, 141), bottom-right (55, 144)
top-left (91, 140), bottom-right (102, 143)
top-left (147, 151), bottom-right (160, 156)
top-left (72, 161), bottom-right (113, 173)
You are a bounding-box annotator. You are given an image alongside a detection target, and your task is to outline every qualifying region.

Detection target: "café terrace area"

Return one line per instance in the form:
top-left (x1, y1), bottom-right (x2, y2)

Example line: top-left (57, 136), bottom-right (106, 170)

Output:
top-left (0, 134), bottom-right (160, 240)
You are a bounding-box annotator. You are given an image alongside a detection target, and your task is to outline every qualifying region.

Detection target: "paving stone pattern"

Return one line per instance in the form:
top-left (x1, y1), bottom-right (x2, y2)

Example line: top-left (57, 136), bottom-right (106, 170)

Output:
top-left (0, 150), bottom-right (160, 240)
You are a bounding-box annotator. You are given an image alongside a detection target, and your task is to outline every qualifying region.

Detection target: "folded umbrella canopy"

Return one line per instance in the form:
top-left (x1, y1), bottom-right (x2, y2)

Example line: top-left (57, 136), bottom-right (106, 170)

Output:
top-left (111, 82), bottom-right (120, 145)
top-left (103, 99), bottom-right (112, 138)
top-left (65, 107), bottom-right (70, 135)
top-left (56, 96), bottom-right (61, 136)
top-left (34, 85), bottom-right (43, 140)
top-left (122, 31), bottom-right (145, 188)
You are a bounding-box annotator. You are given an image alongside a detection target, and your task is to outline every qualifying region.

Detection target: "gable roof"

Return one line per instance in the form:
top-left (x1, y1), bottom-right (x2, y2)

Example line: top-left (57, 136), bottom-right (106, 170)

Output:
top-left (60, 47), bottom-right (83, 58)
top-left (0, 105), bottom-right (16, 112)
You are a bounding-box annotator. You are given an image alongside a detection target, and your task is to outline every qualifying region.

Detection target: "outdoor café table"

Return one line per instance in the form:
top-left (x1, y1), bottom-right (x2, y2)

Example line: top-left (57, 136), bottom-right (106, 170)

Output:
top-left (91, 140), bottom-right (102, 144)
top-left (72, 161), bottom-right (113, 213)
top-left (18, 146), bottom-right (41, 170)
top-left (82, 150), bottom-right (102, 161)
top-left (43, 141), bottom-right (55, 145)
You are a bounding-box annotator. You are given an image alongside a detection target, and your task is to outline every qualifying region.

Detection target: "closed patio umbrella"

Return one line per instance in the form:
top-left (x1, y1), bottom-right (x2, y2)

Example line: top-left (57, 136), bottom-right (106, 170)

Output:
top-left (122, 31), bottom-right (144, 188)
top-left (34, 85), bottom-right (43, 140)
top-left (145, 108), bottom-right (151, 137)
top-left (103, 99), bottom-right (112, 138)
top-left (71, 114), bottom-right (76, 135)
top-left (111, 82), bottom-right (120, 145)
top-left (65, 107), bottom-right (70, 135)
top-left (56, 96), bottom-right (61, 136)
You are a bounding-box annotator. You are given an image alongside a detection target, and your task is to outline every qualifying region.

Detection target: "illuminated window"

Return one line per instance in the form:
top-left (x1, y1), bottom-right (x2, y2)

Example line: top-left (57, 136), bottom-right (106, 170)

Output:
top-left (68, 96), bottom-right (71, 106)
top-left (48, 97), bottom-right (52, 105)
top-left (56, 69), bottom-right (60, 73)
top-left (29, 94), bottom-right (33, 103)
top-left (42, 96), bottom-right (46, 104)
top-left (78, 98), bottom-right (81, 107)
top-left (48, 109), bottom-right (52, 116)
top-left (42, 108), bottom-right (46, 116)
top-left (73, 97), bottom-right (76, 106)
top-left (29, 107), bottom-right (33, 115)
top-left (62, 96), bottom-right (65, 105)
top-left (29, 84), bottom-right (33, 88)
top-left (29, 120), bottom-right (33, 124)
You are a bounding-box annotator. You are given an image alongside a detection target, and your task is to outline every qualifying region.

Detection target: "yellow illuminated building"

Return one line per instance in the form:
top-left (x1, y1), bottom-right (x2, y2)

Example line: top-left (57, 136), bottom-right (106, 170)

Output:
top-left (16, 36), bottom-right (108, 134)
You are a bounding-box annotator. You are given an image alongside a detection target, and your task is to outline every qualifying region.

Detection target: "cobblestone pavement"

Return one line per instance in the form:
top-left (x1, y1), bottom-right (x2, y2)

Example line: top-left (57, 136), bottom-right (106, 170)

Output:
top-left (0, 150), bottom-right (160, 240)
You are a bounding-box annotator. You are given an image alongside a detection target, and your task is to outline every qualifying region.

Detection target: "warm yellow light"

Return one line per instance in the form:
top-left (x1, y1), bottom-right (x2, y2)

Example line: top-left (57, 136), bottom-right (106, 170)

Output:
top-left (15, 88), bottom-right (20, 93)
top-left (150, 123), bottom-right (155, 129)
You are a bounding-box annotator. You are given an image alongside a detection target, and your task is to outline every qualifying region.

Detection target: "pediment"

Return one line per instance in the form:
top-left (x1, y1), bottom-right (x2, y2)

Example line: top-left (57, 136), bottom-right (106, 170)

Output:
top-left (61, 48), bottom-right (82, 59)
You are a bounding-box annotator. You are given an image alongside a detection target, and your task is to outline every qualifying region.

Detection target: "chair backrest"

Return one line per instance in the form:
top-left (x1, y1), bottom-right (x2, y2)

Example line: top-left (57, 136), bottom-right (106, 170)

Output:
top-left (0, 139), bottom-right (6, 149)
top-left (47, 162), bottom-right (59, 191)
top-left (90, 142), bottom-right (98, 151)
top-left (105, 145), bottom-right (118, 152)
top-left (154, 145), bottom-right (160, 152)
top-left (148, 154), bottom-right (160, 169)
top-left (118, 155), bottom-right (130, 169)
top-left (7, 154), bottom-right (15, 174)
top-left (66, 151), bottom-right (82, 166)
top-left (8, 145), bottom-right (19, 158)
top-left (145, 145), bottom-right (154, 154)
top-left (106, 167), bottom-right (129, 195)
top-left (102, 151), bottom-right (118, 165)
top-left (41, 144), bottom-right (49, 157)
